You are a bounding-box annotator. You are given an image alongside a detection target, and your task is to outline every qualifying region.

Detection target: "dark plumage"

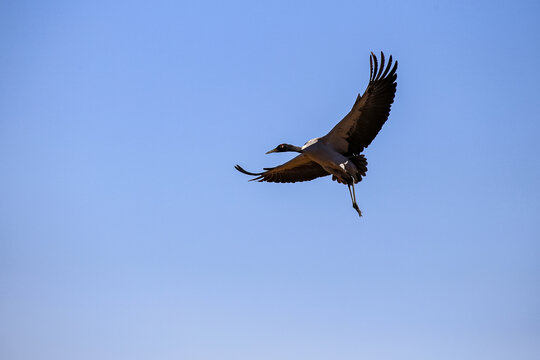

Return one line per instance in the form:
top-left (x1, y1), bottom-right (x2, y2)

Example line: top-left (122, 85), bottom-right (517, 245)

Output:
top-left (235, 52), bottom-right (398, 216)
top-left (325, 52), bottom-right (398, 156)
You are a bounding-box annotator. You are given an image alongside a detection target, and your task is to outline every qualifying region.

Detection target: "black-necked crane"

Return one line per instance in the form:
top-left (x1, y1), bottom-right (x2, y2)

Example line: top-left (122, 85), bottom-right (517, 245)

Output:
top-left (235, 52), bottom-right (397, 217)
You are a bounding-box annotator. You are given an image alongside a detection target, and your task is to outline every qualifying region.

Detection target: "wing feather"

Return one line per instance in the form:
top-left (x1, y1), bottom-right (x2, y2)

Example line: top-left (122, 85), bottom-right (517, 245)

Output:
top-left (235, 154), bottom-right (329, 183)
top-left (322, 52), bottom-right (398, 155)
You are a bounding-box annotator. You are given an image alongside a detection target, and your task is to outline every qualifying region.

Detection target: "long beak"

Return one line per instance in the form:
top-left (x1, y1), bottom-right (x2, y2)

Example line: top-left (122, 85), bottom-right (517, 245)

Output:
top-left (266, 148), bottom-right (278, 154)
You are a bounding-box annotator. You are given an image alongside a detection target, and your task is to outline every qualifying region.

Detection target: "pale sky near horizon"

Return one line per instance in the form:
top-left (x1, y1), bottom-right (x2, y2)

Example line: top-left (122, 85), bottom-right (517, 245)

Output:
top-left (1, 1), bottom-right (539, 359)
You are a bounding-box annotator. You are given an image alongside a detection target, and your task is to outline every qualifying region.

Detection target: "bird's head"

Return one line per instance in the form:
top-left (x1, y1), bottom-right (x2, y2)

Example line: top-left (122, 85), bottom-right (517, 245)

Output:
top-left (266, 143), bottom-right (301, 154)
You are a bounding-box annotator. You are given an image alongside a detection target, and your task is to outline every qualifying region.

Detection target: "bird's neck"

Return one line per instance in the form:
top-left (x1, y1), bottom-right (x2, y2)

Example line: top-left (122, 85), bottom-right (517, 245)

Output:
top-left (286, 145), bottom-right (303, 153)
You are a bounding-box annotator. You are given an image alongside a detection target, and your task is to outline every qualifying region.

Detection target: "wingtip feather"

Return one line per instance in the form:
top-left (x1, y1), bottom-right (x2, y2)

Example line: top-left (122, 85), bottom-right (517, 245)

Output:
top-left (376, 51), bottom-right (385, 80)
top-left (372, 52), bottom-right (378, 82)
top-left (235, 164), bottom-right (263, 176)
top-left (369, 53), bottom-right (374, 81)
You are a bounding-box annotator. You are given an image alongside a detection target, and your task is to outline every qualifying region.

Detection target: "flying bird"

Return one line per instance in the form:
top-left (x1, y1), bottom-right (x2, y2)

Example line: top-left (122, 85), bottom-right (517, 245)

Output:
top-left (235, 52), bottom-right (397, 217)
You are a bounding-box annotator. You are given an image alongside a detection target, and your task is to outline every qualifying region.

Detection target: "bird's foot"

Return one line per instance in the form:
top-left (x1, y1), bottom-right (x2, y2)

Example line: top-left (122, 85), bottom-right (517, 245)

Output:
top-left (352, 203), bottom-right (362, 217)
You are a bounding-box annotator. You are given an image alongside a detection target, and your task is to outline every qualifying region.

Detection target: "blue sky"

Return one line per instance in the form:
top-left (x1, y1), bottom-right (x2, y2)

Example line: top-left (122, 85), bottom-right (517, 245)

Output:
top-left (1, 0), bottom-right (539, 359)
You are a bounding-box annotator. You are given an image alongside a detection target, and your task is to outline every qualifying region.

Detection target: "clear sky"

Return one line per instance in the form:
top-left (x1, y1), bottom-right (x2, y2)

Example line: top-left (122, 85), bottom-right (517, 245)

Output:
top-left (1, 1), bottom-right (539, 359)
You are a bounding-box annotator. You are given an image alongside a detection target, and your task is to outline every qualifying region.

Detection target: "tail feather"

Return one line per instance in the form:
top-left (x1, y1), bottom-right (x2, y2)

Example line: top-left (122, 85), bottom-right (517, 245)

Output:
top-left (351, 154), bottom-right (368, 179)
top-left (332, 154), bottom-right (368, 184)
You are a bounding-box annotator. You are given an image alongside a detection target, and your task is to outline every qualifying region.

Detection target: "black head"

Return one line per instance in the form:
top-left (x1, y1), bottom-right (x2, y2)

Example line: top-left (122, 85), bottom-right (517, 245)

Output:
top-left (266, 143), bottom-right (301, 154)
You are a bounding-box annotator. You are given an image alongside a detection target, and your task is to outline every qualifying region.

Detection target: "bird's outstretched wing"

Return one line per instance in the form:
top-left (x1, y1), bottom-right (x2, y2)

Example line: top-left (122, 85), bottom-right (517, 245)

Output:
top-left (323, 51), bottom-right (397, 156)
top-left (235, 154), bottom-right (329, 183)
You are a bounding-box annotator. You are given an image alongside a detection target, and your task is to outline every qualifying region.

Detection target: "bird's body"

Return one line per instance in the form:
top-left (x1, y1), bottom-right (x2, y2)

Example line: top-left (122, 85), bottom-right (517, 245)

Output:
top-left (301, 138), bottom-right (359, 183)
top-left (235, 52), bottom-right (397, 216)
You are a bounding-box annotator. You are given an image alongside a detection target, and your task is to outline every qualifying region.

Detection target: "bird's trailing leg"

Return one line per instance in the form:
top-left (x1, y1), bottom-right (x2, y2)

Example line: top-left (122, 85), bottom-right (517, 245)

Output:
top-left (347, 183), bottom-right (362, 217)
